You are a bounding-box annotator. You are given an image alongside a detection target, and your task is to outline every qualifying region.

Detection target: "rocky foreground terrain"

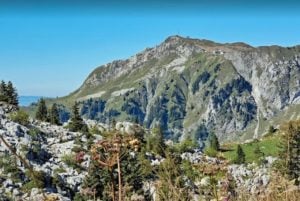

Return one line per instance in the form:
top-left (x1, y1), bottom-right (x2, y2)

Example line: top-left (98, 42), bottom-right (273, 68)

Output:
top-left (51, 35), bottom-right (300, 143)
top-left (0, 103), bottom-right (283, 201)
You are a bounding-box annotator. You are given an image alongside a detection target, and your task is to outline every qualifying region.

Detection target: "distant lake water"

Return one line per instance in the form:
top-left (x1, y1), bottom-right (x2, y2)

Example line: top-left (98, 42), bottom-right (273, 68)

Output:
top-left (19, 96), bottom-right (41, 106)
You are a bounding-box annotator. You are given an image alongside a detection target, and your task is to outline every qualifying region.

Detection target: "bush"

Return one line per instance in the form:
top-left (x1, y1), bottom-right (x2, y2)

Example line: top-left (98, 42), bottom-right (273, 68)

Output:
top-left (22, 180), bottom-right (38, 193)
top-left (0, 155), bottom-right (22, 182)
top-left (72, 146), bottom-right (85, 153)
top-left (204, 147), bottom-right (218, 157)
top-left (23, 170), bottom-right (46, 192)
top-left (174, 137), bottom-right (198, 153)
top-left (89, 125), bottom-right (102, 135)
top-left (61, 154), bottom-right (82, 170)
top-left (9, 110), bottom-right (29, 126)
top-left (28, 127), bottom-right (41, 140)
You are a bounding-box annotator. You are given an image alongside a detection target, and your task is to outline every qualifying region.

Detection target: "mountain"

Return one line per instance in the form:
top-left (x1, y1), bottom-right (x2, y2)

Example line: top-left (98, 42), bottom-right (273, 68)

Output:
top-left (56, 35), bottom-right (300, 143)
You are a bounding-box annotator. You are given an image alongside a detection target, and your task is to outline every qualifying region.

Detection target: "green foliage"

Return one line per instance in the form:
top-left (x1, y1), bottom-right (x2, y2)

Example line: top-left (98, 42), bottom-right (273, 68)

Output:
top-left (72, 146), bottom-right (85, 153)
top-left (22, 180), bottom-right (38, 193)
top-left (35, 98), bottom-right (48, 121)
top-left (137, 150), bottom-right (154, 180)
top-left (0, 80), bottom-right (18, 106)
top-left (173, 136), bottom-right (198, 153)
top-left (68, 102), bottom-right (88, 133)
top-left (61, 154), bottom-right (80, 169)
top-left (204, 147), bottom-right (218, 157)
top-left (49, 103), bottom-right (61, 125)
top-left (120, 153), bottom-right (145, 197)
top-left (9, 109), bottom-right (30, 126)
top-left (234, 145), bottom-right (246, 164)
top-left (53, 167), bottom-right (66, 174)
top-left (0, 80), bottom-right (8, 102)
top-left (204, 133), bottom-right (220, 157)
top-left (156, 152), bottom-right (191, 201)
top-left (81, 161), bottom-right (111, 200)
top-left (0, 155), bottom-right (22, 182)
top-left (23, 170), bottom-right (46, 192)
top-left (277, 121), bottom-right (300, 185)
top-left (146, 127), bottom-right (166, 156)
top-left (207, 132), bottom-right (220, 151)
top-left (253, 145), bottom-right (265, 165)
top-left (28, 127), bottom-right (41, 140)
top-left (223, 135), bottom-right (280, 163)
top-left (181, 160), bottom-right (199, 182)
top-left (89, 125), bottom-right (101, 135)
top-left (6, 81), bottom-right (18, 106)
top-left (73, 193), bottom-right (89, 201)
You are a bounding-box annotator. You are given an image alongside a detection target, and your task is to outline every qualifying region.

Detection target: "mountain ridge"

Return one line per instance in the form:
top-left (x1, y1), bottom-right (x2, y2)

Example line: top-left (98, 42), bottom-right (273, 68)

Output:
top-left (52, 35), bottom-right (300, 143)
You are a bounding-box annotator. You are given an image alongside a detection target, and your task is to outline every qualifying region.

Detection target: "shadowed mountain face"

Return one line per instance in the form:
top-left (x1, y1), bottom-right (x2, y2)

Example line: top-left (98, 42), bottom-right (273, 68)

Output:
top-left (59, 36), bottom-right (300, 142)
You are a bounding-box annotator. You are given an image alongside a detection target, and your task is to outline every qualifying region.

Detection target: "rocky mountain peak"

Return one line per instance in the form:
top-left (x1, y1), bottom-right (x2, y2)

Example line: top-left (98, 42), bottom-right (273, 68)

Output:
top-left (56, 36), bottom-right (300, 143)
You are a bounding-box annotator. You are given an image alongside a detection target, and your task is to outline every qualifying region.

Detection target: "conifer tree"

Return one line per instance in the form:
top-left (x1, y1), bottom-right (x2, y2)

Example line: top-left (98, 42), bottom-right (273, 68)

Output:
top-left (235, 145), bottom-right (246, 164)
top-left (0, 80), bottom-right (8, 102)
top-left (6, 81), bottom-right (18, 106)
top-left (69, 102), bottom-right (88, 133)
top-left (35, 98), bottom-right (48, 121)
top-left (279, 121), bottom-right (300, 185)
top-left (254, 145), bottom-right (265, 164)
top-left (149, 126), bottom-right (165, 156)
top-left (49, 103), bottom-right (60, 125)
top-left (204, 132), bottom-right (220, 157)
top-left (208, 132), bottom-right (220, 151)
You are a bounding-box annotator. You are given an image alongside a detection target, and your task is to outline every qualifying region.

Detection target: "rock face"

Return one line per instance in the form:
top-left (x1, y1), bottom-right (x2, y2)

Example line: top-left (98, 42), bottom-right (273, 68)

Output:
top-left (0, 104), bottom-right (92, 200)
top-left (57, 35), bottom-right (300, 142)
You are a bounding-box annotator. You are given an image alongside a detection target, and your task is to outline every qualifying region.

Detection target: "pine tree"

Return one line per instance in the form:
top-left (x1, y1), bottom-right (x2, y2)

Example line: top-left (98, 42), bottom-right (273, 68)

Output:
top-left (69, 102), bottom-right (88, 133)
top-left (204, 133), bottom-right (220, 157)
top-left (6, 81), bottom-right (18, 106)
top-left (208, 132), bottom-right (220, 151)
top-left (150, 126), bottom-right (165, 156)
top-left (49, 103), bottom-right (60, 125)
top-left (35, 98), bottom-right (48, 121)
top-left (279, 121), bottom-right (300, 185)
top-left (0, 80), bottom-right (8, 102)
top-left (235, 145), bottom-right (246, 164)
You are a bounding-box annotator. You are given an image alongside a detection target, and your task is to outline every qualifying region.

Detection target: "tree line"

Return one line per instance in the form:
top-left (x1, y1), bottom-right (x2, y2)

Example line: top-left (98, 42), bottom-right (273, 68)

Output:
top-left (35, 98), bottom-right (61, 125)
top-left (35, 99), bottom-right (88, 133)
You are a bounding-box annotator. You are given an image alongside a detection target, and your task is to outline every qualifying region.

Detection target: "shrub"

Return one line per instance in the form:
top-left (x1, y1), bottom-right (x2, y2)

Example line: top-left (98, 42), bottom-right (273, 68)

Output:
top-left (28, 127), bottom-right (41, 140)
top-left (204, 147), bottom-right (218, 157)
top-left (89, 125), bottom-right (101, 135)
top-left (174, 137), bottom-right (198, 153)
top-left (9, 110), bottom-right (30, 126)
top-left (22, 180), bottom-right (38, 193)
top-left (61, 154), bottom-right (82, 170)
top-left (72, 146), bottom-right (85, 153)
top-left (23, 170), bottom-right (46, 192)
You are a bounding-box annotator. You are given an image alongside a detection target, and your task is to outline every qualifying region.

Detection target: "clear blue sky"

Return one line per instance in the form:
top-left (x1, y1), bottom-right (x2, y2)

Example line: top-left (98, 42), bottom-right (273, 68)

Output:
top-left (0, 0), bottom-right (300, 97)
